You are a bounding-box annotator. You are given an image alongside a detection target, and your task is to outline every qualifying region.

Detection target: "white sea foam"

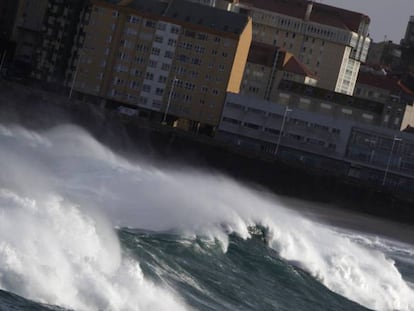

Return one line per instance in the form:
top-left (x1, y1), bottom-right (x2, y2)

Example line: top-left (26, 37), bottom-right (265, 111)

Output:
top-left (1, 123), bottom-right (414, 311)
top-left (0, 188), bottom-right (188, 311)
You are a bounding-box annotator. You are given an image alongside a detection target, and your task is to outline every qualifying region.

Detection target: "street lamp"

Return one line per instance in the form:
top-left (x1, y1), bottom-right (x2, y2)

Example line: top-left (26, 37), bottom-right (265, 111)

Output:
top-left (0, 50), bottom-right (7, 74)
top-left (69, 49), bottom-right (84, 100)
top-left (382, 135), bottom-right (402, 186)
top-left (274, 106), bottom-right (292, 157)
top-left (162, 76), bottom-right (178, 125)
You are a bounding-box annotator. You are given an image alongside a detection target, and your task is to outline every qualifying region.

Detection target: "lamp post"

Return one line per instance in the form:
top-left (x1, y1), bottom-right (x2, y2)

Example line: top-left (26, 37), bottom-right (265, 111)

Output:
top-left (69, 49), bottom-right (84, 100)
top-left (162, 76), bottom-right (178, 124)
top-left (382, 135), bottom-right (402, 186)
top-left (0, 51), bottom-right (7, 74)
top-left (274, 106), bottom-right (292, 157)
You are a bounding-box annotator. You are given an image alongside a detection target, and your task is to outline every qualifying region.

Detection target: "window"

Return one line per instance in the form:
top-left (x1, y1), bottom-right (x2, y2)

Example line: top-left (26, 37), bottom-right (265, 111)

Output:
top-left (139, 96), bottom-right (148, 104)
top-left (244, 122), bottom-right (260, 130)
top-left (320, 103), bottom-right (331, 109)
top-left (164, 51), bottom-right (174, 59)
top-left (161, 63), bottom-right (170, 71)
top-left (171, 26), bottom-right (180, 34)
top-left (155, 88), bottom-right (164, 96)
top-left (130, 81), bottom-right (140, 89)
top-left (197, 33), bottom-right (208, 40)
top-left (142, 84), bottom-right (151, 92)
top-left (128, 15), bottom-right (140, 23)
top-left (145, 72), bottom-right (154, 80)
top-left (156, 22), bottom-right (166, 31)
top-left (151, 48), bottom-right (160, 56)
top-left (154, 36), bottom-right (163, 43)
top-left (158, 75), bottom-right (167, 83)
top-left (145, 20), bottom-right (156, 28)
top-left (222, 117), bottom-right (241, 125)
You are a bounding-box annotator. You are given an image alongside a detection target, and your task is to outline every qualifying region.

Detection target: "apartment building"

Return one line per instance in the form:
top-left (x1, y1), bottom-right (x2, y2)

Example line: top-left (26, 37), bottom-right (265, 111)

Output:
top-left (346, 127), bottom-right (414, 189)
top-left (0, 0), bottom-right (20, 69)
top-left (217, 77), bottom-right (409, 159)
top-left (217, 91), bottom-right (414, 189)
top-left (365, 41), bottom-right (402, 69)
top-left (67, 0), bottom-right (251, 130)
top-left (34, 0), bottom-right (86, 83)
top-left (218, 91), bottom-right (350, 158)
top-left (12, 0), bottom-right (48, 72)
top-left (241, 41), bottom-right (317, 100)
top-left (193, 0), bottom-right (371, 95)
top-left (0, 0), bottom-right (19, 39)
top-left (354, 69), bottom-right (414, 130)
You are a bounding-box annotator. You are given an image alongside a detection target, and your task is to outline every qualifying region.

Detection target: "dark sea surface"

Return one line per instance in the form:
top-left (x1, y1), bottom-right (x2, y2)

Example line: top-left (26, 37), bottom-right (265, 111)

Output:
top-left (0, 124), bottom-right (413, 311)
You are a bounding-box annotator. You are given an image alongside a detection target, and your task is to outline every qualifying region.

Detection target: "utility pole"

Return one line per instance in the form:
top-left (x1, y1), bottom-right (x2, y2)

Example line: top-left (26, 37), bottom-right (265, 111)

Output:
top-left (162, 76), bottom-right (178, 124)
top-left (69, 49), bottom-right (83, 100)
top-left (0, 51), bottom-right (7, 75)
top-left (274, 106), bottom-right (292, 157)
top-left (382, 135), bottom-right (402, 186)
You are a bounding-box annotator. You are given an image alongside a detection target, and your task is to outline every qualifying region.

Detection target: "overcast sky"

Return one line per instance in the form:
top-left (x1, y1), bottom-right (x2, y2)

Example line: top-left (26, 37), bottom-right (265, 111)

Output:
top-left (321, 0), bottom-right (414, 43)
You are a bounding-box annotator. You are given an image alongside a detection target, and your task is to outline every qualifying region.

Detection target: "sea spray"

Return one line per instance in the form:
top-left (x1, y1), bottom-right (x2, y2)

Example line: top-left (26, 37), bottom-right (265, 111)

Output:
top-left (0, 123), bottom-right (413, 311)
top-left (0, 188), bottom-right (188, 311)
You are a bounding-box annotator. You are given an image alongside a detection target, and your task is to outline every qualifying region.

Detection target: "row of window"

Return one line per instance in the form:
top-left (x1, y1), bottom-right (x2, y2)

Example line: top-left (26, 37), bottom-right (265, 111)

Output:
top-left (225, 101), bottom-right (341, 134)
top-left (222, 117), bottom-right (336, 149)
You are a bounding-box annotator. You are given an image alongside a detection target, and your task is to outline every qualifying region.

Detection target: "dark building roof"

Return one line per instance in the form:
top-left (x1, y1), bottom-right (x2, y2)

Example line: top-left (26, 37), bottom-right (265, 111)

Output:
top-left (247, 41), bottom-right (316, 78)
top-left (118, 0), bottom-right (249, 35)
top-left (239, 0), bottom-right (369, 32)
top-left (247, 42), bottom-right (280, 67)
top-left (357, 71), bottom-right (414, 96)
top-left (283, 56), bottom-right (316, 79)
top-left (279, 79), bottom-right (384, 114)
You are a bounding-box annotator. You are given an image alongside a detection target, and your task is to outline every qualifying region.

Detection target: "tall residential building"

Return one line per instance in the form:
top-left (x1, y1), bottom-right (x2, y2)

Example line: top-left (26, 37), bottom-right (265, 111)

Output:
top-left (193, 0), bottom-right (371, 95)
top-left (401, 16), bottom-right (414, 71)
top-left (12, 0), bottom-right (48, 72)
top-left (241, 42), bottom-right (317, 101)
top-left (354, 69), bottom-right (414, 130)
top-left (402, 16), bottom-right (414, 47)
top-left (365, 41), bottom-right (402, 69)
top-left (0, 0), bottom-right (19, 39)
top-left (0, 0), bottom-right (20, 69)
top-left (67, 0), bottom-right (252, 130)
top-left (34, 0), bottom-right (86, 83)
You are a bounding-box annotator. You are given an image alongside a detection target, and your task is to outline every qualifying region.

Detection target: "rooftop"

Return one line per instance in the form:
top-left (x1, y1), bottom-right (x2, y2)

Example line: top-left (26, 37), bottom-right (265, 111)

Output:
top-left (357, 71), bottom-right (414, 96)
top-left (239, 0), bottom-right (370, 32)
top-left (247, 42), bottom-right (317, 78)
top-left (247, 41), bottom-right (280, 67)
top-left (282, 55), bottom-right (317, 79)
top-left (278, 79), bottom-right (384, 114)
top-left (113, 0), bottom-right (249, 35)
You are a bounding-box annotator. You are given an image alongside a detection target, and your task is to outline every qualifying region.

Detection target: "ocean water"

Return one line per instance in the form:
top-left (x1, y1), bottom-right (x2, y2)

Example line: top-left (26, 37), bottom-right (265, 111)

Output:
top-left (0, 123), bottom-right (413, 311)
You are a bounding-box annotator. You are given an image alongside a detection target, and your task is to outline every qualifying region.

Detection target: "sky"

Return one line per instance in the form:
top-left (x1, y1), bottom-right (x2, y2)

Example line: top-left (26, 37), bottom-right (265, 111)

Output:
top-left (321, 0), bottom-right (414, 43)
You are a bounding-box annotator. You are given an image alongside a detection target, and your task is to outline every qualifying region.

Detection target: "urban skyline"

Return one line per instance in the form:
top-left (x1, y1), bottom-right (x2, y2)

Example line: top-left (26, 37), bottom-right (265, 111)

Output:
top-left (323, 0), bottom-right (414, 43)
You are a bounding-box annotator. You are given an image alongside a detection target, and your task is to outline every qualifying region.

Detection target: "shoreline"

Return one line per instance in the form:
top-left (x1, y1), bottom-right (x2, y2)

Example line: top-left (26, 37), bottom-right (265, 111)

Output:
top-left (1, 79), bottom-right (414, 229)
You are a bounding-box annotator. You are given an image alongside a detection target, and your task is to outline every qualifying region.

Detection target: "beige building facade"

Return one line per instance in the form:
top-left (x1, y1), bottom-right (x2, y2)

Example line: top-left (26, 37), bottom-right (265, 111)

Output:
top-left (190, 0), bottom-right (371, 95)
top-left (241, 42), bottom-right (317, 101)
top-left (67, 0), bottom-right (252, 129)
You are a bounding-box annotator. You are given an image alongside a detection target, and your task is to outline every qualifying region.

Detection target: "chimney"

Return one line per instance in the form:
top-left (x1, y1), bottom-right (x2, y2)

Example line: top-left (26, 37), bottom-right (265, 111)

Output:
top-left (304, 1), bottom-right (313, 21)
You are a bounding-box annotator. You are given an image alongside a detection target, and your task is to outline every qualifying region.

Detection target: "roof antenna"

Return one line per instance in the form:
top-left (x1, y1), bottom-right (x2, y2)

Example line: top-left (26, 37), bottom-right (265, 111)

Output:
top-left (305, 1), bottom-right (313, 21)
top-left (163, 0), bottom-right (174, 16)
